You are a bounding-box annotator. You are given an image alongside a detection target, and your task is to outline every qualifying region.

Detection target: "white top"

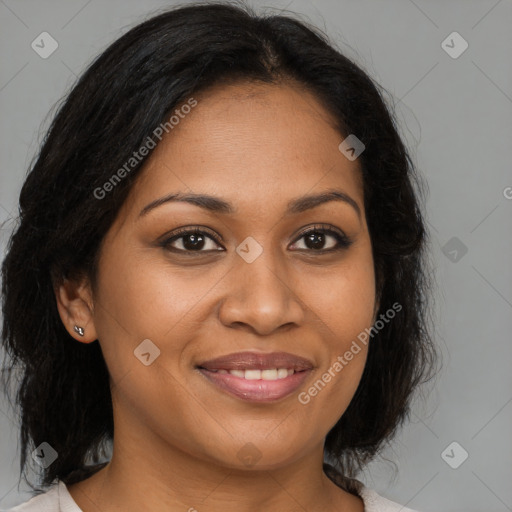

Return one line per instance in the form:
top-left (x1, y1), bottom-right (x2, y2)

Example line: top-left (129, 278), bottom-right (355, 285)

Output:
top-left (1, 480), bottom-right (419, 512)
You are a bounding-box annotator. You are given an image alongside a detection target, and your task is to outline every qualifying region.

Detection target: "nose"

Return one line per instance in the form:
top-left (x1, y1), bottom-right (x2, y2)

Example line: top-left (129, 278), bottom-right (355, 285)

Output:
top-left (217, 247), bottom-right (306, 336)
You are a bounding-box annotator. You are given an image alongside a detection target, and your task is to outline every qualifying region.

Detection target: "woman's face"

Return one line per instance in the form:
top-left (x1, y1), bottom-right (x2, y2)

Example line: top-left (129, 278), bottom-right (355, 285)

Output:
top-left (77, 81), bottom-right (377, 469)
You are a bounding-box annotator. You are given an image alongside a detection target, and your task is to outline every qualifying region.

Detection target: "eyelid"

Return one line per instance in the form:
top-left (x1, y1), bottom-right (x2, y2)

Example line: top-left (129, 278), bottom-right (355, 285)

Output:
top-left (292, 223), bottom-right (349, 244)
top-left (158, 225), bottom-right (223, 245)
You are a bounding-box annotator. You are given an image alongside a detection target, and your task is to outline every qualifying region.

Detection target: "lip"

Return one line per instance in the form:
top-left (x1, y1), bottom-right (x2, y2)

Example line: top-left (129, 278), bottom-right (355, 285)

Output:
top-left (197, 351), bottom-right (314, 403)
top-left (197, 351), bottom-right (314, 371)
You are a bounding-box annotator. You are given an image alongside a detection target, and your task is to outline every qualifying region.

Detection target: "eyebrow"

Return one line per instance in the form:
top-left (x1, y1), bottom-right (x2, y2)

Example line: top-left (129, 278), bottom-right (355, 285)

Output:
top-left (138, 188), bottom-right (361, 220)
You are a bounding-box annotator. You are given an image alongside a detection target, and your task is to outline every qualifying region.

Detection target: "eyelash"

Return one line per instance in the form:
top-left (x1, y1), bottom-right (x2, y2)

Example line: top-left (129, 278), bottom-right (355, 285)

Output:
top-left (159, 224), bottom-right (353, 255)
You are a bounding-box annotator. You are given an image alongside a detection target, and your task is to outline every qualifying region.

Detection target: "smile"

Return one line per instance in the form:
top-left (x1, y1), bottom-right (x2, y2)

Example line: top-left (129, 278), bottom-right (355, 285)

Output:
top-left (197, 351), bottom-right (314, 402)
top-left (208, 368), bottom-right (295, 379)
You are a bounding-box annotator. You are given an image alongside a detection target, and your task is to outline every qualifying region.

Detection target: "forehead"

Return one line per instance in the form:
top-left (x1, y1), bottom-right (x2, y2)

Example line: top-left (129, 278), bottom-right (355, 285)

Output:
top-left (124, 81), bottom-right (364, 220)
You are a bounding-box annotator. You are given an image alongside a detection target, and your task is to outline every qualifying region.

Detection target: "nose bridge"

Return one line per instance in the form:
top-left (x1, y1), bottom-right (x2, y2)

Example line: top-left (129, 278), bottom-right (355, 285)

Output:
top-left (237, 237), bottom-right (289, 305)
top-left (242, 242), bottom-right (284, 293)
top-left (218, 236), bottom-right (304, 334)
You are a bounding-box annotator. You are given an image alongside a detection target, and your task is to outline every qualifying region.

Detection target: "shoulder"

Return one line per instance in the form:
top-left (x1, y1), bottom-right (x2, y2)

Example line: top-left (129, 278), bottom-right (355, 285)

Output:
top-left (323, 463), bottom-right (420, 512)
top-left (2, 476), bottom-right (420, 512)
top-left (1, 485), bottom-right (59, 512)
top-left (358, 485), bottom-right (420, 512)
top-left (1, 481), bottom-right (79, 512)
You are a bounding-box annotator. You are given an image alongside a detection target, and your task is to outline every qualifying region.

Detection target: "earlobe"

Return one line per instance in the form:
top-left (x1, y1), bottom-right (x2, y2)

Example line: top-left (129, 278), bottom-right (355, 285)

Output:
top-left (73, 325), bottom-right (85, 337)
top-left (54, 276), bottom-right (98, 343)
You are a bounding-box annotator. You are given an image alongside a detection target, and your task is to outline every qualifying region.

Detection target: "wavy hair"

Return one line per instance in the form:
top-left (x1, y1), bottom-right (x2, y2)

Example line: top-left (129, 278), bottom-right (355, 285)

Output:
top-left (1, 0), bottom-right (438, 492)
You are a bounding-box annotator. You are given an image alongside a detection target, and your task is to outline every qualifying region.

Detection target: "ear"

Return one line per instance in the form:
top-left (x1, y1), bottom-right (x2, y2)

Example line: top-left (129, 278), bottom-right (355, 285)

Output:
top-left (54, 275), bottom-right (98, 343)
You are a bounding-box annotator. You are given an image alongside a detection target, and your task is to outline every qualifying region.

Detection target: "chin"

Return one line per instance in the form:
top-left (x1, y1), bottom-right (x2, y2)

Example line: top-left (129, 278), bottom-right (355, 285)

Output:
top-left (210, 438), bottom-right (311, 472)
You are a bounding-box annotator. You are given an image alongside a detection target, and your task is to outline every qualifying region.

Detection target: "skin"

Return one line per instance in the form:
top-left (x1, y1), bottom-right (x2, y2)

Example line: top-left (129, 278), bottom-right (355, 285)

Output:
top-left (56, 80), bottom-right (379, 512)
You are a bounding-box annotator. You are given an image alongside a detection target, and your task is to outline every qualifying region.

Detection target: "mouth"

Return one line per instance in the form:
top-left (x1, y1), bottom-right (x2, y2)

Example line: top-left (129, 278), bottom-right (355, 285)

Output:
top-left (196, 351), bottom-right (314, 403)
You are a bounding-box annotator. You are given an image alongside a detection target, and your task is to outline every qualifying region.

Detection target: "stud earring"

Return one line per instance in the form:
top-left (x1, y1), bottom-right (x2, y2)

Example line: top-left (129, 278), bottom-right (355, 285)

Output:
top-left (73, 325), bottom-right (85, 337)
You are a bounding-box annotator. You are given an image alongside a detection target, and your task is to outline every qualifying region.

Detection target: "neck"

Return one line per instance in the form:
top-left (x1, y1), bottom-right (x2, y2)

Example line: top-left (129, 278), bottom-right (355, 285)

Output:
top-left (66, 411), bottom-right (363, 512)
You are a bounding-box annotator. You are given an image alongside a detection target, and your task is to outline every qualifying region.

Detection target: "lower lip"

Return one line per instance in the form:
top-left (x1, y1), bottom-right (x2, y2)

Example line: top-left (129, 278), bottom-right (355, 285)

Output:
top-left (198, 369), bottom-right (311, 402)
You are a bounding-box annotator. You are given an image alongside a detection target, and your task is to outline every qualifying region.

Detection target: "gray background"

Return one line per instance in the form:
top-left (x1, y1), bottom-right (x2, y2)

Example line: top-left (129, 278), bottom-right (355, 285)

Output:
top-left (1, 0), bottom-right (511, 511)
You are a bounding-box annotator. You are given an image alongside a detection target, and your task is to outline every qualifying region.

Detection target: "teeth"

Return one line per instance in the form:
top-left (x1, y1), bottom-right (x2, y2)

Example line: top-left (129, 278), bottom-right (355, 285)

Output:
top-left (278, 368), bottom-right (288, 379)
top-left (245, 369), bottom-right (261, 380)
top-left (219, 368), bottom-right (295, 380)
top-left (261, 369), bottom-right (277, 380)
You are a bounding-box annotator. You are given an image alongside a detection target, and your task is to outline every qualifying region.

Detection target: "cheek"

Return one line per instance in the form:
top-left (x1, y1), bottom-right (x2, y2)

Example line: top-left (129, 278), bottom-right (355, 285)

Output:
top-left (94, 242), bottom-right (207, 342)
top-left (91, 244), bottom-right (216, 446)
top-left (294, 249), bottom-right (375, 421)
top-left (301, 247), bottom-right (377, 340)
top-left (92, 238), bottom-right (236, 397)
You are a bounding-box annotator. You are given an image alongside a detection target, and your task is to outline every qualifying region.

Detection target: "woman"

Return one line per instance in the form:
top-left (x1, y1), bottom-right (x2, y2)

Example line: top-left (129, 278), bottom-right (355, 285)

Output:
top-left (1, 2), bottom-right (438, 511)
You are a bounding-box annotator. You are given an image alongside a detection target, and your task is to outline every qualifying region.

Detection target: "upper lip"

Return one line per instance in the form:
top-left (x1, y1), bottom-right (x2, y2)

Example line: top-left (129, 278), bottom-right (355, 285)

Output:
top-left (197, 351), bottom-right (314, 371)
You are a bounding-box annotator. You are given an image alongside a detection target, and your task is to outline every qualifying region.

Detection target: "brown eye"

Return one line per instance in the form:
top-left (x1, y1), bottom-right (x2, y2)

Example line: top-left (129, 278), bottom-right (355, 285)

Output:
top-left (160, 228), bottom-right (224, 253)
top-left (290, 225), bottom-right (353, 252)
